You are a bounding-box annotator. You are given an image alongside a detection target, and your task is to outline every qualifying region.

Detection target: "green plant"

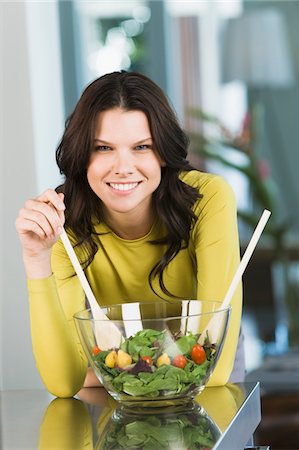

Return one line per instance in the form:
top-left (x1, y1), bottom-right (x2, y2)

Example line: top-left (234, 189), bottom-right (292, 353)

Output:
top-left (188, 107), bottom-right (290, 255)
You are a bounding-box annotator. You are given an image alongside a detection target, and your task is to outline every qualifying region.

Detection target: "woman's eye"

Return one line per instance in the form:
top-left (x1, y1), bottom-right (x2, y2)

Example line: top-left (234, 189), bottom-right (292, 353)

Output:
top-left (135, 144), bottom-right (150, 150)
top-left (95, 145), bottom-right (111, 152)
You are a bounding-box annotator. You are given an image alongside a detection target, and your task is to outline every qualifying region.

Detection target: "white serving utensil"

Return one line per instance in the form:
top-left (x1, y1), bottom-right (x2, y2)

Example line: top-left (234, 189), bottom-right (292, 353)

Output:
top-left (198, 209), bottom-right (271, 344)
top-left (60, 228), bottom-right (122, 349)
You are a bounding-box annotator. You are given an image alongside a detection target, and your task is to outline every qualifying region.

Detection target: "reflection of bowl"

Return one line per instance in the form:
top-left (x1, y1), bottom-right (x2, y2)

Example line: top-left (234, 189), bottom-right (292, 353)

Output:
top-left (96, 402), bottom-right (221, 450)
top-left (74, 301), bottom-right (230, 408)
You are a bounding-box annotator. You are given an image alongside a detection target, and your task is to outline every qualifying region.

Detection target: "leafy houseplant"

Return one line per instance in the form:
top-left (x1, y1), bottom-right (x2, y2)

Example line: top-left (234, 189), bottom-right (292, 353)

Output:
top-left (188, 108), bottom-right (299, 348)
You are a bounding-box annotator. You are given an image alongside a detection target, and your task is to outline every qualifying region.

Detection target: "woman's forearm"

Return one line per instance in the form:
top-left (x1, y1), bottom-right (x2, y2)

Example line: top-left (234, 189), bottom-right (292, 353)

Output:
top-left (29, 277), bottom-right (88, 397)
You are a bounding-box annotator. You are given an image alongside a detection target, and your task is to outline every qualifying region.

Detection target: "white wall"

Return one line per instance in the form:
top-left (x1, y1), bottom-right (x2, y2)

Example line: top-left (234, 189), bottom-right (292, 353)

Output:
top-left (1, 1), bottom-right (64, 390)
top-left (0, 2), bottom-right (4, 391)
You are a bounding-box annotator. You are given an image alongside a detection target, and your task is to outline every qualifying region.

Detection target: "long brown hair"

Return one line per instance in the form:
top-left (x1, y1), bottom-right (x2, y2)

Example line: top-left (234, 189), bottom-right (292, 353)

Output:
top-left (56, 71), bottom-right (200, 297)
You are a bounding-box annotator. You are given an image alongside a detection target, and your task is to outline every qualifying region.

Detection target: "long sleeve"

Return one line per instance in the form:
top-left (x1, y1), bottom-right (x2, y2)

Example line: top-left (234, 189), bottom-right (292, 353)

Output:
top-left (189, 172), bottom-right (242, 386)
top-left (28, 275), bottom-right (88, 398)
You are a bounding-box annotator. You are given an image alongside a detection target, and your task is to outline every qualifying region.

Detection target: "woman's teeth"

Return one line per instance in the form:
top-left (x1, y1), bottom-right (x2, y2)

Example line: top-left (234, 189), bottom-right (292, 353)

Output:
top-left (109, 182), bottom-right (138, 191)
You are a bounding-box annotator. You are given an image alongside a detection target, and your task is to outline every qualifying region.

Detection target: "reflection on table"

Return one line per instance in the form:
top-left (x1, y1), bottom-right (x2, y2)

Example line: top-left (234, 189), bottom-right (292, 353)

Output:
top-left (1, 382), bottom-right (260, 450)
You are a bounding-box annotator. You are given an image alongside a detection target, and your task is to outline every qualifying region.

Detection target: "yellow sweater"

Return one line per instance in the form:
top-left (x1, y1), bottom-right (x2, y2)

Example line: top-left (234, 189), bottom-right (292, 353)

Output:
top-left (28, 171), bottom-right (242, 397)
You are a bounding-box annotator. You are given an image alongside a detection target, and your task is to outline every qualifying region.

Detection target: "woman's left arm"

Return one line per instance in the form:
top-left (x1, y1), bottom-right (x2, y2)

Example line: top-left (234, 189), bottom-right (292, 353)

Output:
top-left (192, 174), bottom-right (242, 386)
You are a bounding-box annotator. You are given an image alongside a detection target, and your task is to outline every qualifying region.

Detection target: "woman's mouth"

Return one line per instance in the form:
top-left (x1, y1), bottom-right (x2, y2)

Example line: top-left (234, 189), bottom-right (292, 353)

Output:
top-left (108, 182), bottom-right (139, 192)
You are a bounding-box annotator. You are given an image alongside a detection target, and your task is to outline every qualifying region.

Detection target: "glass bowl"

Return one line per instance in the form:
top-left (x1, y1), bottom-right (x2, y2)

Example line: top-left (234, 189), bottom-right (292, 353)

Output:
top-left (74, 300), bottom-right (230, 408)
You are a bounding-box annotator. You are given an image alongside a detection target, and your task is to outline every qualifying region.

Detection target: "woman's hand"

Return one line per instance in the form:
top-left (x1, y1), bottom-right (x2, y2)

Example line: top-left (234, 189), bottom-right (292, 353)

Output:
top-left (15, 189), bottom-right (65, 278)
top-left (83, 367), bottom-right (103, 388)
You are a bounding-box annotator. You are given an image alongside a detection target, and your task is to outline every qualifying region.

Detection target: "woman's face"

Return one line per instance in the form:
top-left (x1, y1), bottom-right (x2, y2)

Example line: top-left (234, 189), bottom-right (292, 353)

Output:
top-left (87, 108), bottom-right (163, 220)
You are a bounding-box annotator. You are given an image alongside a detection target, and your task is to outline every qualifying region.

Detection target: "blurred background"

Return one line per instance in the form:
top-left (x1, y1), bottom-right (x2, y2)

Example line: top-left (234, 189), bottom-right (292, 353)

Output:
top-left (1, 1), bottom-right (299, 448)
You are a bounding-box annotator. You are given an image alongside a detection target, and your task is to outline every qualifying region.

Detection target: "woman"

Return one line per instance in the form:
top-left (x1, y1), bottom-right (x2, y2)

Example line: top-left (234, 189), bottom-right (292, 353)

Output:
top-left (16, 71), bottom-right (243, 398)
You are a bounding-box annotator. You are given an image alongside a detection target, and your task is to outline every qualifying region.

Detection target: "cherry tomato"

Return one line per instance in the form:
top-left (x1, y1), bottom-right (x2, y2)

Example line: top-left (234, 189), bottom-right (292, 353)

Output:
top-left (172, 354), bottom-right (187, 369)
top-left (92, 346), bottom-right (101, 356)
top-left (191, 344), bottom-right (206, 365)
top-left (142, 356), bottom-right (153, 365)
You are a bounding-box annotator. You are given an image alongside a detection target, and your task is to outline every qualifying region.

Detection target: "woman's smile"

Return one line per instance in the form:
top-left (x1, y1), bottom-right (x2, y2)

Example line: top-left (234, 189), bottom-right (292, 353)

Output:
top-left (107, 181), bottom-right (140, 193)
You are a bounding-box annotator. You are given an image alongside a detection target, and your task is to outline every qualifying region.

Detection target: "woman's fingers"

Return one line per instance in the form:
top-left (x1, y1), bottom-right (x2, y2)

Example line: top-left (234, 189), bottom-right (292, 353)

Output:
top-left (56, 193), bottom-right (66, 227)
top-left (15, 190), bottom-right (66, 270)
top-left (24, 200), bottom-right (62, 234)
top-left (16, 189), bottom-right (65, 239)
top-left (16, 216), bottom-right (48, 239)
top-left (17, 206), bottom-right (57, 238)
top-left (37, 189), bottom-right (66, 213)
top-left (39, 190), bottom-right (66, 229)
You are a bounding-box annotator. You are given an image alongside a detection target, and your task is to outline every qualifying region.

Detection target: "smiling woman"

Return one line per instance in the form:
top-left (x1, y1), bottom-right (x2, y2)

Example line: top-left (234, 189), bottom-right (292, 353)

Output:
top-left (87, 108), bottom-right (163, 238)
top-left (15, 71), bottom-right (243, 398)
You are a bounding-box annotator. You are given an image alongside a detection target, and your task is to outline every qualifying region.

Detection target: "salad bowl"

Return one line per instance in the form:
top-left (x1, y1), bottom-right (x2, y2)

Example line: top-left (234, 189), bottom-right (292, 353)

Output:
top-left (74, 300), bottom-right (230, 408)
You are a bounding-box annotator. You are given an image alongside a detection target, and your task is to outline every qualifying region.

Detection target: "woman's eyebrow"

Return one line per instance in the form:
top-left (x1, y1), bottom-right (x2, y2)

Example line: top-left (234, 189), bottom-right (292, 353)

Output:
top-left (93, 137), bottom-right (152, 145)
top-left (94, 138), bottom-right (111, 144)
top-left (135, 136), bottom-right (152, 144)
top-left (133, 137), bottom-right (153, 145)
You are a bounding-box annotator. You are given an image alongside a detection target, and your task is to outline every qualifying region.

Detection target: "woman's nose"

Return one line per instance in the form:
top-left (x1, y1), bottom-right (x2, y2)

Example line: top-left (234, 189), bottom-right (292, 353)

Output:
top-left (113, 149), bottom-right (134, 175)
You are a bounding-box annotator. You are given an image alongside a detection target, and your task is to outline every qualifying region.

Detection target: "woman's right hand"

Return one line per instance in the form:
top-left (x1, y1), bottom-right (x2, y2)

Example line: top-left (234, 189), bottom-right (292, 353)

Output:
top-left (15, 189), bottom-right (66, 278)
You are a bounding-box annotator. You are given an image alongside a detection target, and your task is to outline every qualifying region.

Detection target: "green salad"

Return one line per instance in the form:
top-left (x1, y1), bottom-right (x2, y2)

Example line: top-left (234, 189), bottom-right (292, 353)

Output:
top-left (92, 329), bottom-right (216, 398)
